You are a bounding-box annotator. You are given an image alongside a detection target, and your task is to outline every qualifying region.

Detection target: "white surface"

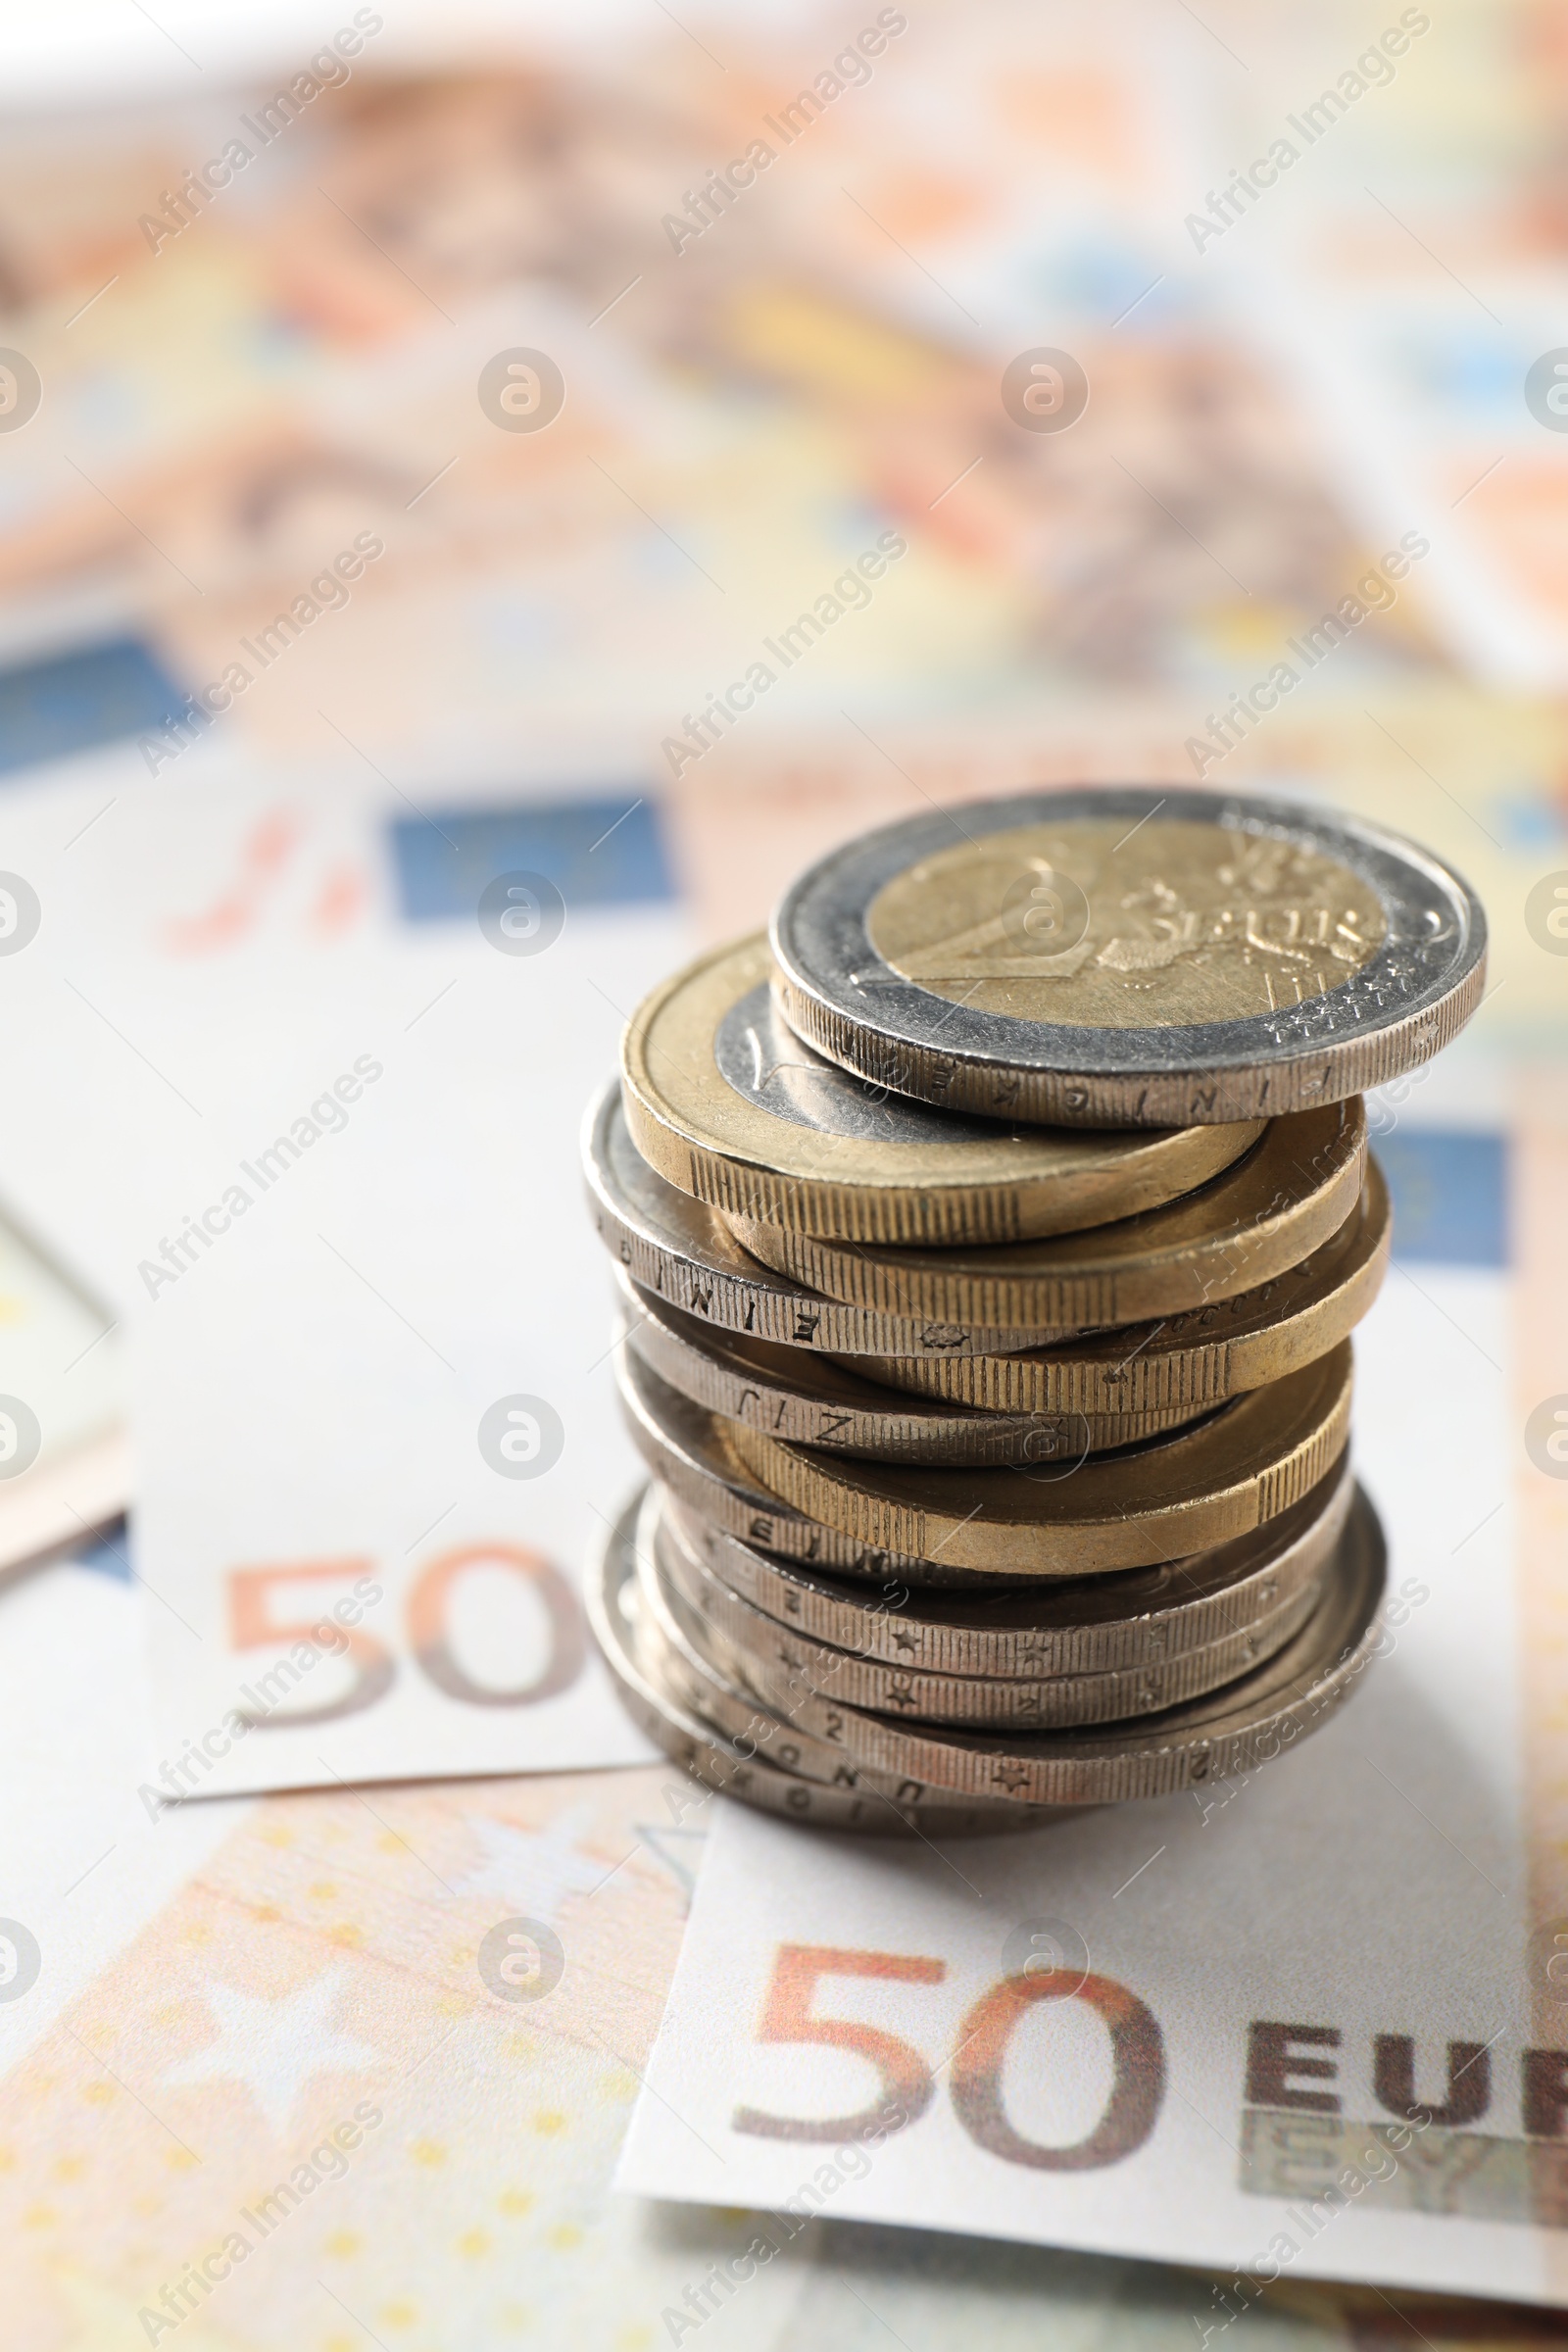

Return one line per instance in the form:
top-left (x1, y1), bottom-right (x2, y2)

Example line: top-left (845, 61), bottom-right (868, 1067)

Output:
top-left (0, 0), bottom-right (805, 105)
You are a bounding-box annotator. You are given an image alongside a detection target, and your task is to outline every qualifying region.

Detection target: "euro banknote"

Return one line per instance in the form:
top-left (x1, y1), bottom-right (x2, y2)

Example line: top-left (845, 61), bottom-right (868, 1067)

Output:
top-left (5, 1542), bottom-right (1560, 2348)
top-left (0, 760), bottom-right (691, 1790)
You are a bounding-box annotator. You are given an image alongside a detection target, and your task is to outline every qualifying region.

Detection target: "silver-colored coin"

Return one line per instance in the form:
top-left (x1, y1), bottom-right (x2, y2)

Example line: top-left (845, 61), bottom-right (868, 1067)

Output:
top-left (654, 1492), bottom-right (1327, 1728)
top-left (661, 1452), bottom-right (1353, 1680)
top-left (612, 1260), bottom-right (1200, 1466)
top-left (771, 787), bottom-right (1487, 1126)
top-left (626, 1487), bottom-right (1046, 1828)
top-left (644, 1486), bottom-right (1386, 1805)
top-left (613, 1486), bottom-right (927, 1797)
top-left (613, 1338), bottom-right (1042, 1590)
top-left (583, 1080), bottom-right (1077, 1357)
top-left (587, 1488), bottom-right (1049, 1834)
top-left (715, 978), bottom-right (987, 1142)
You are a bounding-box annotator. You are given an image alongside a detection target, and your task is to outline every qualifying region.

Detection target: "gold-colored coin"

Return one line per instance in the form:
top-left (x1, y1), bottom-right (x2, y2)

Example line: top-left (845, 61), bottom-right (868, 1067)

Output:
top-left (647, 1486), bottom-right (1387, 1805)
top-left (612, 1340), bottom-right (984, 1587)
top-left (865, 818), bottom-right (1384, 1028)
top-left (857, 1157), bottom-right (1391, 1417)
top-left (621, 934), bottom-right (1261, 1244)
top-left (612, 1260), bottom-right (1200, 1465)
top-left (661, 1455), bottom-right (1353, 1680)
top-left (654, 1493), bottom-right (1326, 1728)
top-left (584, 1081), bottom-right (1078, 1357)
top-left (725, 1342), bottom-right (1353, 1576)
top-left (728, 1100), bottom-right (1365, 1334)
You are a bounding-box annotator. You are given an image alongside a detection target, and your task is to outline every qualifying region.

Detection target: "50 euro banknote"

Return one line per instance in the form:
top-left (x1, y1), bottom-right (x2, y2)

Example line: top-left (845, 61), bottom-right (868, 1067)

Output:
top-left (5, 1540), bottom-right (1560, 2351)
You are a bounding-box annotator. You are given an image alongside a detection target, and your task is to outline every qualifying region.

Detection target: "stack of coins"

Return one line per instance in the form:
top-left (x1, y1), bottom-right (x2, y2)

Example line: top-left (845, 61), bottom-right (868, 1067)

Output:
top-left (585, 787), bottom-right (1486, 1834)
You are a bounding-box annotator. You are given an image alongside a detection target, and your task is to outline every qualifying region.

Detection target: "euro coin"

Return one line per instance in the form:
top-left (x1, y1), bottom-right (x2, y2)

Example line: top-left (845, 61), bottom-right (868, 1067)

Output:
top-left (726, 1341), bottom-right (1353, 1576)
top-left (583, 1080), bottom-right (1075, 1357)
top-left (612, 1260), bottom-right (1200, 1465)
top-left (653, 1489), bottom-right (1327, 1728)
top-left (647, 1484), bottom-right (1386, 1805)
top-left (661, 1452), bottom-right (1352, 1680)
top-left (858, 1157), bottom-right (1390, 1417)
top-left (771, 787), bottom-right (1486, 1125)
top-left (589, 1489), bottom-right (1048, 1833)
top-left (612, 1340), bottom-right (1023, 1589)
top-left (728, 1101), bottom-right (1365, 1333)
top-left (621, 933), bottom-right (1261, 1243)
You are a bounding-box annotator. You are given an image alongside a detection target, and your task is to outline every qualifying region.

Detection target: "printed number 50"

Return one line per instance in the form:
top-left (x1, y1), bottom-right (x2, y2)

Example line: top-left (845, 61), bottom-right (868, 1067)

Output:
top-left (734, 1943), bottom-right (1165, 2170)
top-left (228, 1544), bottom-right (585, 1728)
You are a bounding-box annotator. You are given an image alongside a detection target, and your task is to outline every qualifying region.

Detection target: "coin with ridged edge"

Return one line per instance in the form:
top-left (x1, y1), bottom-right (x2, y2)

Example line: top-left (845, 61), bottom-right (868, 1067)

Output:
top-left (770, 787), bottom-right (1486, 1126)
top-left (588, 1488), bottom-right (1050, 1833)
top-left (728, 1100), bottom-right (1364, 1335)
top-left (612, 1260), bottom-right (1200, 1465)
top-left (613, 1340), bottom-right (1033, 1589)
top-left (726, 1341), bottom-right (1352, 1577)
top-left (583, 1081), bottom-right (1075, 1357)
top-left (653, 1488), bottom-right (1328, 1728)
top-left (661, 1452), bottom-right (1353, 1680)
top-left (626, 1489), bottom-right (1046, 1826)
top-left (621, 932), bottom-right (1262, 1243)
top-left (642, 1483), bottom-right (1386, 1805)
top-left (856, 1159), bottom-right (1390, 1417)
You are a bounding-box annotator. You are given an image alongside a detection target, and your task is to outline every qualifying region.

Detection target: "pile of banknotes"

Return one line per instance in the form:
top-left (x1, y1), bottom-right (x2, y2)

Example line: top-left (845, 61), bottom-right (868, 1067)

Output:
top-left (3, 1), bottom-right (1565, 2331)
top-left (585, 783), bottom-right (1486, 1833)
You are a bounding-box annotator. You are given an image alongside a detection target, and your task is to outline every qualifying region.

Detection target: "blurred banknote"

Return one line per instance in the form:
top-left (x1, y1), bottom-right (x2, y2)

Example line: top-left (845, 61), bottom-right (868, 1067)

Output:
top-left (0, 12), bottom-right (1441, 784)
top-left (134, 1235), bottom-right (657, 1798)
top-left (0, 762), bottom-right (694, 1792)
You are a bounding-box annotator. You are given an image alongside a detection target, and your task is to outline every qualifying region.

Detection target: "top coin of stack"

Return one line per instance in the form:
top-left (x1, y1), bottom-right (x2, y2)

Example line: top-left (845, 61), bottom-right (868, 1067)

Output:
top-left (585, 785), bottom-right (1485, 1832)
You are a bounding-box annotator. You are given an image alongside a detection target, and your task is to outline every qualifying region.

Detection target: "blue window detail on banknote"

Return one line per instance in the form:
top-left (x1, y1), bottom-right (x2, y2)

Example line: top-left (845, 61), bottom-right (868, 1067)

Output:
top-left (0, 638), bottom-right (185, 775)
top-left (389, 797), bottom-right (674, 919)
top-left (73, 1519), bottom-right (131, 1581)
top-left (1377, 1131), bottom-right (1506, 1267)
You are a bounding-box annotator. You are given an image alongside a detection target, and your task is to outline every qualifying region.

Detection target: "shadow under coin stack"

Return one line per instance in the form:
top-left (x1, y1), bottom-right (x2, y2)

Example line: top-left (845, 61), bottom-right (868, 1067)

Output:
top-left (584, 787), bottom-right (1487, 1835)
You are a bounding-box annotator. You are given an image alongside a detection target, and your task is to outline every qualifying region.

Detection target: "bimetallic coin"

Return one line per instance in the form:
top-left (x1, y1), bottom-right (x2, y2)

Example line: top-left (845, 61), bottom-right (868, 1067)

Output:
top-left (654, 1492), bottom-right (1327, 1728)
top-left (612, 1260), bottom-right (1200, 1466)
top-left (729, 1101), bottom-right (1365, 1335)
top-left (653, 1486), bottom-right (1385, 1806)
top-left (587, 1492), bottom-right (1042, 1835)
top-left (583, 1082), bottom-right (1075, 1357)
top-left (662, 1453), bottom-right (1353, 1680)
top-left (726, 1342), bottom-right (1353, 1577)
top-left (621, 933), bottom-right (1261, 1243)
top-left (771, 788), bottom-right (1486, 1126)
top-left (613, 1342), bottom-right (1031, 1589)
top-left (858, 1158), bottom-right (1391, 1417)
